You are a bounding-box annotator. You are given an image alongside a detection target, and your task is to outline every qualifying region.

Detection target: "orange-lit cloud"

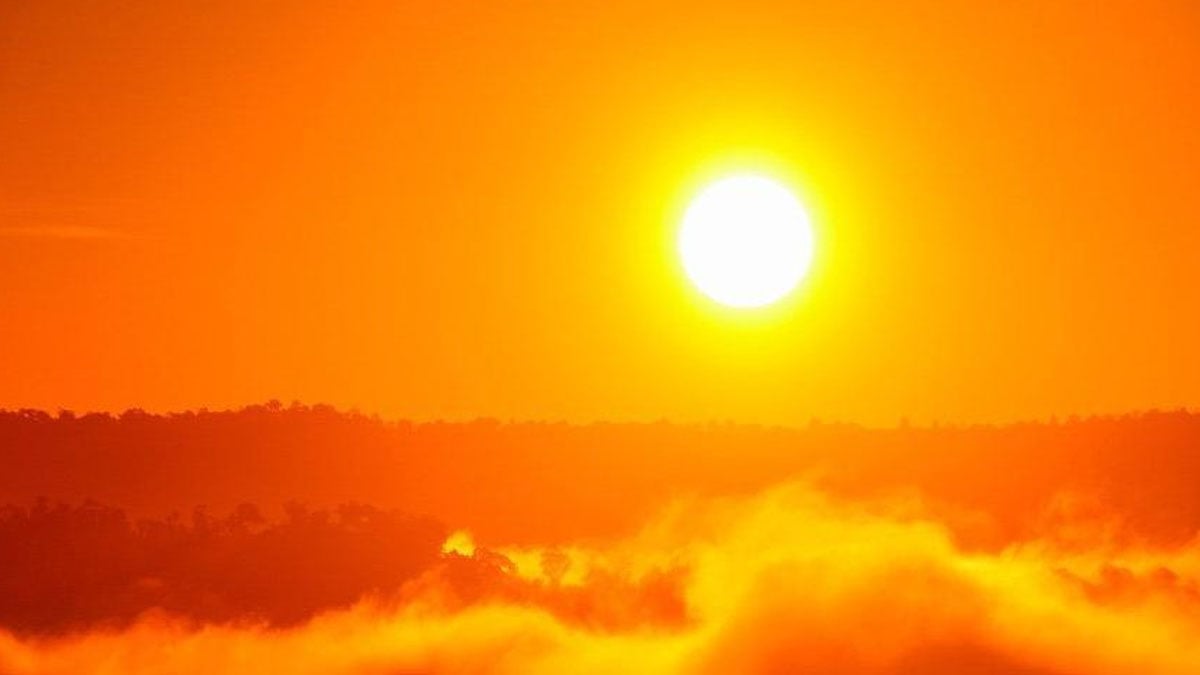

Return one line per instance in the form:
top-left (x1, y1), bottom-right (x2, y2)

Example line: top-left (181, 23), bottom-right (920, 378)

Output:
top-left (3, 482), bottom-right (1198, 675)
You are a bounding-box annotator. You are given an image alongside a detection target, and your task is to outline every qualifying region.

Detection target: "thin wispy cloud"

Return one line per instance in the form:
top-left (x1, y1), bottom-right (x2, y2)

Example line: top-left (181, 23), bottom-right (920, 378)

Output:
top-left (0, 201), bottom-right (150, 240)
top-left (0, 225), bottom-right (127, 239)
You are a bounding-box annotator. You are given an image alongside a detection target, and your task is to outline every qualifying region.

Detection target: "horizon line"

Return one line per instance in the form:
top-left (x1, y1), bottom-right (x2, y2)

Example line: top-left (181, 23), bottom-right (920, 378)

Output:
top-left (2, 401), bottom-right (1198, 432)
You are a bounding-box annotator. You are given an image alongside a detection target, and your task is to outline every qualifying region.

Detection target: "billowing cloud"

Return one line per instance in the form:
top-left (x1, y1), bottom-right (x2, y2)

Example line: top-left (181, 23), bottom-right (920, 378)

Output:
top-left (2, 482), bottom-right (1198, 674)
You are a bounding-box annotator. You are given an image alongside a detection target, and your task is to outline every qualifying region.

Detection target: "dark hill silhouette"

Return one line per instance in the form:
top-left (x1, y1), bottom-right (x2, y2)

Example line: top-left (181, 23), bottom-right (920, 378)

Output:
top-left (0, 500), bottom-right (446, 634)
top-left (0, 496), bottom-right (694, 637)
top-left (2, 404), bottom-right (1200, 547)
top-left (2, 405), bottom-right (1200, 638)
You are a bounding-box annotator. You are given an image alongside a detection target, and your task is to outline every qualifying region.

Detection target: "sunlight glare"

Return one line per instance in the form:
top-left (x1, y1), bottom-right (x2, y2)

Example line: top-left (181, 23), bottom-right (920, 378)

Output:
top-left (679, 175), bottom-right (815, 309)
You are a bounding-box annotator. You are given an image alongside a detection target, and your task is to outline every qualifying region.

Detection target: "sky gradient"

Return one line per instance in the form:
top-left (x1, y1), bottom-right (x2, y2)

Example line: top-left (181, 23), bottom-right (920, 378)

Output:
top-left (3, 0), bottom-right (1200, 424)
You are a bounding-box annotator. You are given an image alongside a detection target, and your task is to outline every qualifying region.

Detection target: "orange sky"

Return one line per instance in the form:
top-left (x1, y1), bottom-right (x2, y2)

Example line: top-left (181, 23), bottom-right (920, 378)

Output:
top-left (2, 0), bottom-right (1199, 425)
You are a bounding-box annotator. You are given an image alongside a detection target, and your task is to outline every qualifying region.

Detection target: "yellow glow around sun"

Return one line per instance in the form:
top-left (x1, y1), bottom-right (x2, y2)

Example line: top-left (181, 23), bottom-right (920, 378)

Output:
top-left (679, 175), bottom-right (815, 308)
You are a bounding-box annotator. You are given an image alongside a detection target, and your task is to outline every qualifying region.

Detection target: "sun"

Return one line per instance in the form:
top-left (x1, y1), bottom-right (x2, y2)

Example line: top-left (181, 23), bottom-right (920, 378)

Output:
top-left (679, 175), bottom-right (815, 308)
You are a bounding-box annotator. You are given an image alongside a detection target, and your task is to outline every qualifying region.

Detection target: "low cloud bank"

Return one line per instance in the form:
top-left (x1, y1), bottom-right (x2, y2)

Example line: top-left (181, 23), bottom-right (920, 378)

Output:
top-left (3, 482), bottom-right (1198, 674)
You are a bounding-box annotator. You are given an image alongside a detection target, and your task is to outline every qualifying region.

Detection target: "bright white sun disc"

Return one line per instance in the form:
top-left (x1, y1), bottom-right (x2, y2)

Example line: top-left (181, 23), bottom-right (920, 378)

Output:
top-left (679, 175), bottom-right (814, 308)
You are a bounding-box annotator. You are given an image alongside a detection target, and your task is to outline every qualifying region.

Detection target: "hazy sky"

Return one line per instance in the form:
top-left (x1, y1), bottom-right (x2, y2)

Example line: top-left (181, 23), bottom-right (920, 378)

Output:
top-left (2, 0), bottom-right (1199, 424)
